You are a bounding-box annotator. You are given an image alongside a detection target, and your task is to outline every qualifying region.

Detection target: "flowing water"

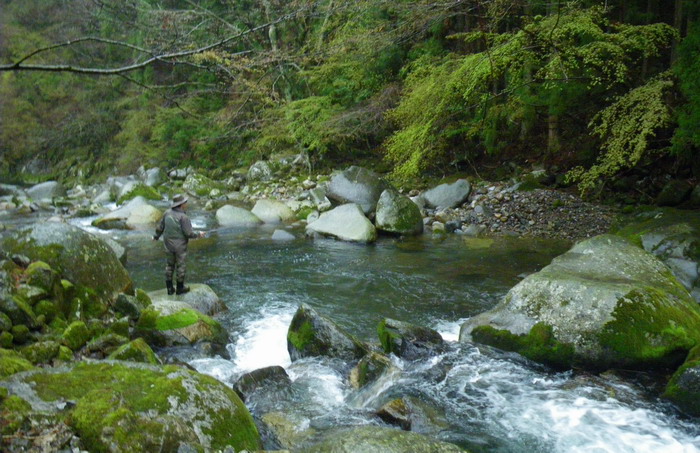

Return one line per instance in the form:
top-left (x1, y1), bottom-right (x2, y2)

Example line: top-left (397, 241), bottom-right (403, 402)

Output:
top-left (5, 206), bottom-right (700, 452)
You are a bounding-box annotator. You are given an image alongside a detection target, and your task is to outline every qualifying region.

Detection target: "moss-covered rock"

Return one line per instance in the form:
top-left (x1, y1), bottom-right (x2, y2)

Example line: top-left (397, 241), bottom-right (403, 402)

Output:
top-left (0, 348), bottom-right (35, 378)
top-left (0, 331), bottom-right (12, 348)
top-left (183, 173), bottom-right (226, 197)
top-left (375, 189), bottom-right (424, 236)
top-left (107, 338), bottom-right (160, 364)
top-left (11, 324), bottom-right (30, 344)
top-left (349, 351), bottom-right (395, 389)
top-left (461, 234), bottom-right (700, 371)
top-left (0, 394), bottom-right (31, 435)
top-left (663, 345), bottom-right (700, 416)
top-left (84, 333), bottom-right (129, 357)
top-left (0, 312), bottom-right (11, 332)
top-left (0, 361), bottom-right (262, 452)
top-left (34, 299), bottom-right (58, 323)
top-left (287, 303), bottom-right (369, 362)
top-left (0, 295), bottom-right (37, 327)
top-left (378, 318), bottom-right (446, 360)
top-left (117, 183), bottom-right (161, 205)
top-left (21, 340), bottom-right (61, 365)
top-left (1, 223), bottom-right (133, 306)
top-left (135, 301), bottom-right (228, 348)
top-left (108, 317), bottom-right (130, 337)
top-left (376, 396), bottom-right (450, 434)
top-left (62, 321), bottom-right (90, 351)
top-left (148, 283), bottom-right (225, 316)
top-left (25, 261), bottom-right (59, 293)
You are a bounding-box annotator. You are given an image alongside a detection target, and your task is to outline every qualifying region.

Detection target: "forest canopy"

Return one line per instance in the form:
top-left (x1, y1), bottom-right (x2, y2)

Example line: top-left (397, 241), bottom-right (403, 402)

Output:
top-left (0, 0), bottom-right (698, 198)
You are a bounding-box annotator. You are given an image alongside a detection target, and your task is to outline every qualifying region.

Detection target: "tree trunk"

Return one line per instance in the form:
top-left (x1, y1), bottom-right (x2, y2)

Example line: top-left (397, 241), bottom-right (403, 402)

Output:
top-left (548, 113), bottom-right (560, 154)
top-left (672, 0), bottom-right (684, 63)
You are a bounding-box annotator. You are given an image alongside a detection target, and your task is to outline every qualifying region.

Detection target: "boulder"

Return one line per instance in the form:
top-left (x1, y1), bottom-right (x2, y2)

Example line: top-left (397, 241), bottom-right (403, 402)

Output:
top-left (326, 166), bottom-right (390, 214)
top-left (309, 187), bottom-right (332, 212)
top-left (102, 236), bottom-right (127, 265)
top-left (287, 303), bottom-right (368, 362)
top-left (422, 179), bottom-right (471, 209)
top-left (349, 351), bottom-right (395, 389)
top-left (655, 179), bottom-right (693, 207)
top-left (1, 223), bottom-right (133, 305)
top-left (460, 234), bottom-right (700, 370)
top-left (376, 396), bottom-right (450, 435)
top-left (262, 411), bottom-right (317, 450)
top-left (378, 319), bottom-right (446, 360)
top-left (0, 348), bottom-right (35, 379)
top-left (271, 229), bottom-right (296, 241)
top-left (306, 203), bottom-right (377, 243)
top-left (0, 361), bottom-right (262, 452)
top-left (138, 166), bottom-right (163, 187)
top-left (302, 426), bottom-right (464, 453)
top-left (148, 283), bottom-right (226, 316)
top-left (92, 196), bottom-right (162, 230)
top-left (107, 338), bottom-right (161, 364)
top-left (216, 205), bottom-right (263, 228)
top-left (615, 208), bottom-right (700, 302)
top-left (117, 183), bottom-right (161, 205)
top-left (663, 345), bottom-right (700, 416)
top-left (26, 181), bottom-right (66, 202)
top-left (233, 365), bottom-right (291, 402)
top-left (135, 300), bottom-right (228, 348)
top-left (247, 161), bottom-right (273, 182)
top-left (251, 199), bottom-right (296, 224)
top-left (375, 189), bottom-right (424, 235)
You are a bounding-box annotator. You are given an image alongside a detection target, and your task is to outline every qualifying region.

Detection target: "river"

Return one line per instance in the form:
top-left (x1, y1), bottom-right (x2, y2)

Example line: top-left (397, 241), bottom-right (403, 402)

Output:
top-left (5, 205), bottom-right (700, 452)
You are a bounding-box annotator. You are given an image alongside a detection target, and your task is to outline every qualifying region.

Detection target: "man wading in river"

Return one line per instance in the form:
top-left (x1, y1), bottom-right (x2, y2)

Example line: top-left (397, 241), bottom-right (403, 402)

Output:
top-left (153, 194), bottom-right (205, 295)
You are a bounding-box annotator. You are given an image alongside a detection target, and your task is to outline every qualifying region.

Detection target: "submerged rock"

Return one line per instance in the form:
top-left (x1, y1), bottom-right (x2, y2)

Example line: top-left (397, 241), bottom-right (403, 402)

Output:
top-left (287, 303), bottom-right (368, 362)
top-left (233, 365), bottom-right (291, 402)
top-left (460, 234), bottom-right (700, 371)
top-left (302, 425), bottom-right (465, 453)
top-left (306, 203), bottom-right (377, 243)
top-left (375, 189), bottom-right (424, 236)
top-left (0, 361), bottom-right (262, 452)
top-left (378, 318), bottom-right (446, 360)
top-left (326, 166), bottom-right (390, 215)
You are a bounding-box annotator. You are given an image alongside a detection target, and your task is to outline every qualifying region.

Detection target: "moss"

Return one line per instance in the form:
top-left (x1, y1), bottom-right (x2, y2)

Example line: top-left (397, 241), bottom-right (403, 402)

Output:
top-left (109, 318), bottom-right (130, 337)
top-left (0, 331), bottom-right (13, 348)
top-left (0, 394), bottom-right (31, 435)
top-left (155, 308), bottom-right (218, 331)
top-left (25, 261), bottom-right (56, 291)
top-left (0, 348), bottom-right (35, 378)
top-left (21, 340), bottom-right (61, 365)
top-left (107, 338), bottom-right (160, 364)
top-left (117, 183), bottom-right (161, 205)
top-left (11, 324), bottom-right (30, 344)
top-left (135, 288), bottom-right (152, 308)
top-left (58, 345), bottom-right (73, 362)
top-left (34, 299), bottom-right (58, 322)
top-left (62, 320), bottom-right (90, 350)
top-left (662, 345), bottom-right (700, 416)
top-left (472, 323), bottom-right (575, 370)
top-left (287, 319), bottom-right (315, 352)
top-left (377, 319), bottom-right (402, 355)
top-left (296, 206), bottom-right (315, 220)
top-left (0, 312), bottom-right (11, 332)
top-left (136, 307), bottom-right (159, 330)
top-left (597, 287), bottom-right (700, 369)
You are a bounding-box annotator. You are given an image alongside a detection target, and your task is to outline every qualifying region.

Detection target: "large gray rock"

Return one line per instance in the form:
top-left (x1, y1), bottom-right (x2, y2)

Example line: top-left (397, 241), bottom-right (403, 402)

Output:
top-left (378, 318), bottom-right (446, 360)
top-left (215, 205), bottom-right (262, 227)
top-left (422, 179), bottom-right (471, 209)
top-left (247, 161), bottom-right (273, 182)
top-left (251, 199), bottom-right (295, 224)
top-left (1, 222), bottom-right (133, 304)
top-left (302, 426), bottom-right (464, 453)
top-left (138, 166), bottom-right (163, 187)
top-left (326, 166), bottom-right (390, 214)
top-left (92, 196), bottom-right (162, 230)
top-left (148, 283), bottom-right (226, 316)
top-left (287, 303), bottom-right (368, 362)
top-left (615, 208), bottom-right (700, 302)
top-left (375, 189), bottom-right (424, 235)
top-left (460, 234), bottom-right (700, 370)
top-left (26, 181), bottom-right (66, 202)
top-left (0, 361), bottom-right (262, 452)
top-left (309, 187), bottom-right (332, 212)
top-left (306, 203), bottom-right (377, 243)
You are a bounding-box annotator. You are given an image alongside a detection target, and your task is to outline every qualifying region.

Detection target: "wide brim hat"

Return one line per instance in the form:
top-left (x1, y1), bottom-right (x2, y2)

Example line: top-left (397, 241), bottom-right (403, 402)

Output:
top-left (171, 194), bottom-right (188, 208)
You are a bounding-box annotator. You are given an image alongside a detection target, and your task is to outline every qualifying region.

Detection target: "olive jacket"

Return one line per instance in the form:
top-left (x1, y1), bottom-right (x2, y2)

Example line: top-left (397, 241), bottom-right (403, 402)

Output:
top-left (154, 207), bottom-right (198, 254)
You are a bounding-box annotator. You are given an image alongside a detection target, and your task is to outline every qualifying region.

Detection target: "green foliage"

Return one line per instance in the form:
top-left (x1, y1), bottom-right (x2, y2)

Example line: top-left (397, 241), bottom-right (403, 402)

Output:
top-left (673, 21), bottom-right (700, 156)
top-left (567, 72), bottom-right (675, 194)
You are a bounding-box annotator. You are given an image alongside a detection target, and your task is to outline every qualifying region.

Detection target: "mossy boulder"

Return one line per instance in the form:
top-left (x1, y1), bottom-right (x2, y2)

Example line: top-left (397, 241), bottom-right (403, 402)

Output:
top-left (349, 351), bottom-right (396, 389)
top-left (135, 301), bottom-right (228, 348)
top-left (614, 208), bottom-right (700, 302)
top-left (663, 345), bottom-right (700, 416)
top-left (375, 189), bottom-right (424, 236)
top-left (302, 425), bottom-right (465, 453)
top-left (1, 223), bottom-right (133, 305)
top-left (460, 234), bottom-right (700, 371)
top-left (148, 283), bottom-right (226, 316)
top-left (62, 321), bottom-right (90, 351)
top-left (25, 261), bottom-right (60, 294)
top-left (0, 295), bottom-right (37, 327)
top-left (21, 340), bottom-right (61, 365)
top-left (0, 361), bottom-right (262, 452)
top-left (107, 338), bottom-right (160, 364)
top-left (183, 173), bottom-right (225, 197)
top-left (0, 348), bottom-right (35, 378)
top-left (378, 318), bottom-right (446, 360)
top-left (287, 303), bottom-right (369, 362)
top-left (117, 183), bottom-right (161, 205)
